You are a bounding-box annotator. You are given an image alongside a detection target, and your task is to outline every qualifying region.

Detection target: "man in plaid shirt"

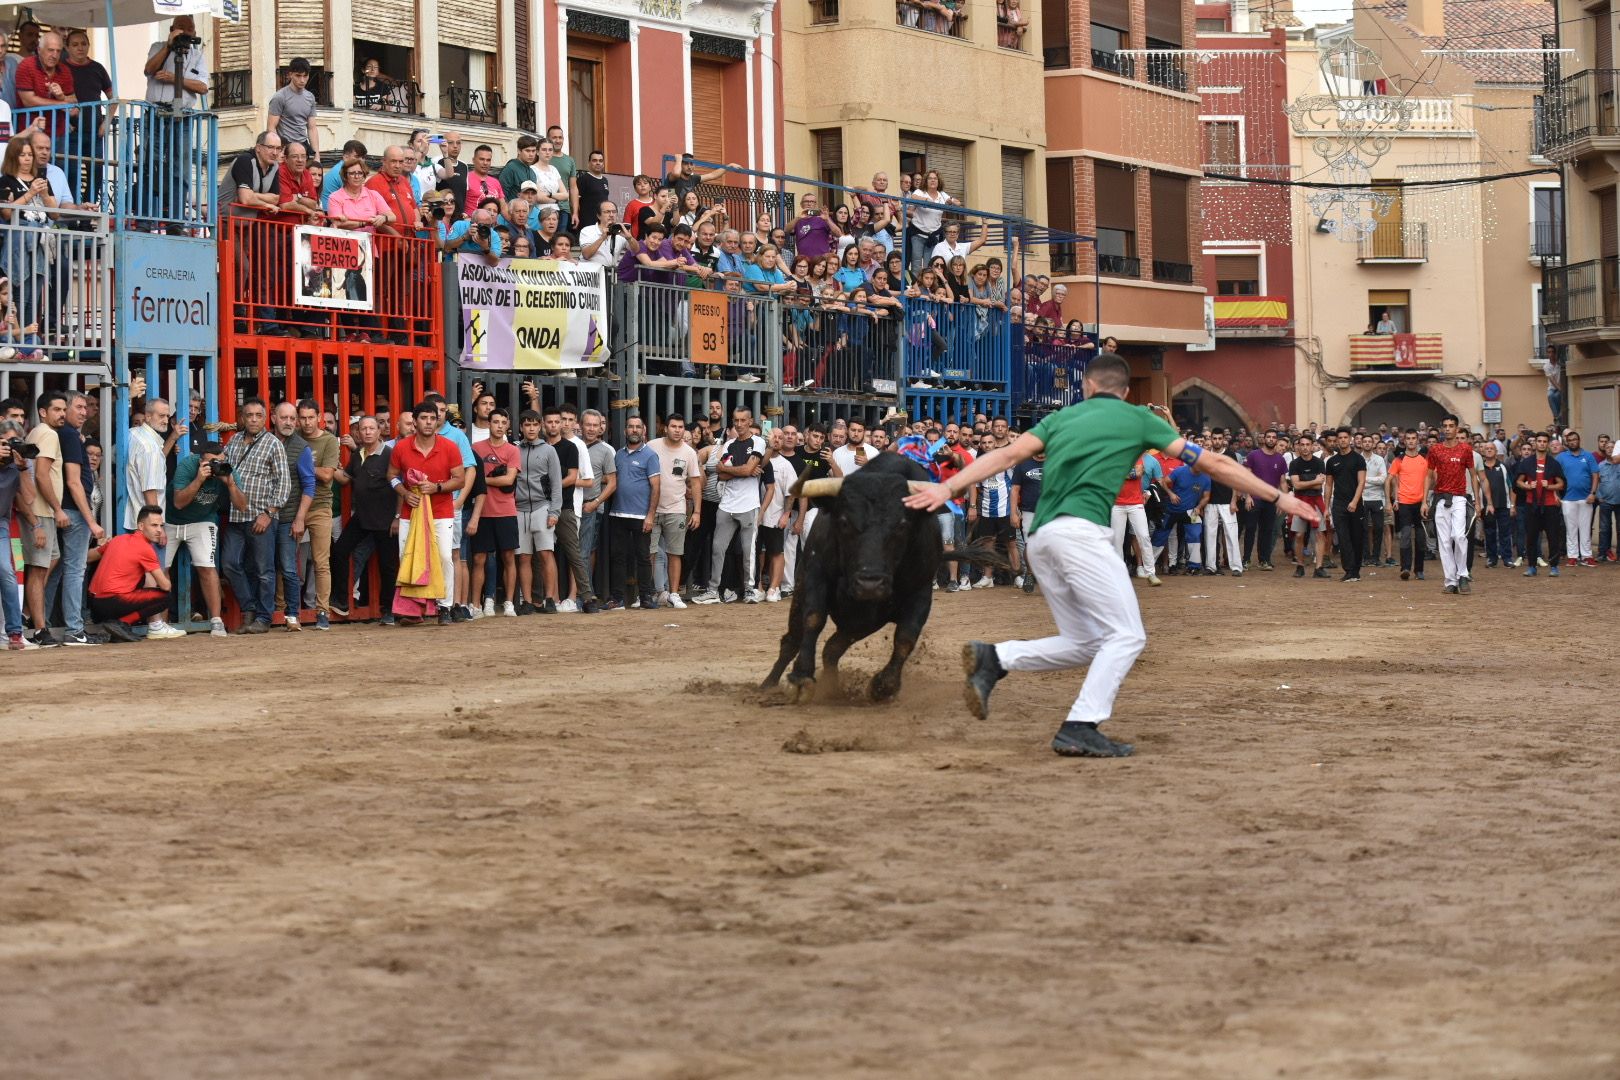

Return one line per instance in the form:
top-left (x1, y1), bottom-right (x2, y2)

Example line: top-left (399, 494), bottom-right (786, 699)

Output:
top-left (220, 398), bottom-right (291, 633)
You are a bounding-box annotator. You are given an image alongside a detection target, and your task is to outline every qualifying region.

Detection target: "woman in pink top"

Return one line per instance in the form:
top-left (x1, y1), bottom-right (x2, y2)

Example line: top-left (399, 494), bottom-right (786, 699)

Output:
top-left (325, 160), bottom-right (395, 342)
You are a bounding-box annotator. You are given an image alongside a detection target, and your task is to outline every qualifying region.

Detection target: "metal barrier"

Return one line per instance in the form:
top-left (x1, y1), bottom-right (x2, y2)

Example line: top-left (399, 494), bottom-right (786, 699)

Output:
top-left (0, 209), bottom-right (110, 358)
top-left (781, 294), bottom-right (901, 395)
top-left (904, 386), bottom-right (1013, 427)
top-left (221, 209), bottom-right (444, 351)
top-left (615, 280), bottom-right (777, 382)
top-left (1012, 325), bottom-right (1091, 418)
top-left (902, 297), bottom-right (1010, 387)
top-left (688, 181), bottom-right (795, 234)
top-left (222, 341), bottom-right (445, 423)
top-left (18, 100), bottom-right (218, 231)
top-left (788, 399), bottom-right (893, 429)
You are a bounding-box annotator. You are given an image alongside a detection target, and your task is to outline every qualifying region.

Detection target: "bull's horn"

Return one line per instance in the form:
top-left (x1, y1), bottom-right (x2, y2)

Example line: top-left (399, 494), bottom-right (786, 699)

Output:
top-left (795, 477), bottom-right (844, 499)
top-left (906, 481), bottom-right (933, 494)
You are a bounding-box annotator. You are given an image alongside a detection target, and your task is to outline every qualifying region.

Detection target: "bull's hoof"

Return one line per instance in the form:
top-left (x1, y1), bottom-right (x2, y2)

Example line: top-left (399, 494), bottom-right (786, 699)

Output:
top-left (868, 671), bottom-right (901, 703)
top-left (786, 674), bottom-right (816, 704)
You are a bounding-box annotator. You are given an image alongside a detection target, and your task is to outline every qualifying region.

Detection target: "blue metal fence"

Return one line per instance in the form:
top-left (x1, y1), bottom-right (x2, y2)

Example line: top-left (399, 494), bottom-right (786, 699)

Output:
top-left (901, 297), bottom-right (1010, 387)
top-left (1012, 325), bottom-right (1093, 419)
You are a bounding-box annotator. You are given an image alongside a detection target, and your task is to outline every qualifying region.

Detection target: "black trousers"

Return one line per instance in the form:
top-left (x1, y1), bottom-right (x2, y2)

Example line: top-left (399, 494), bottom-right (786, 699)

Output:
top-left (607, 515), bottom-right (654, 603)
top-left (1243, 500), bottom-right (1277, 565)
top-left (1332, 500), bottom-right (1362, 577)
top-left (331, 524), bottom-right (399, 615)
top-left (1395, 503), bottom-right (1426, 574)
top-left (91, 590), bottom-right (169, 624)
top-left (1522, 504), bottom-right (1563, 566)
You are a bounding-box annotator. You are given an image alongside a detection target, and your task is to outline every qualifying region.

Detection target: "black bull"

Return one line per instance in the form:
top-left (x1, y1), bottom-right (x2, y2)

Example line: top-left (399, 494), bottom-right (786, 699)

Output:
top-left (762, 453), bottom-right (1011, 702)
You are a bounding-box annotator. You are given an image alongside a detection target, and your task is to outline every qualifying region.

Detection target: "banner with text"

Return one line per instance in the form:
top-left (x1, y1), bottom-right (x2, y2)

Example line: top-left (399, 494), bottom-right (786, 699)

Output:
top-left (456, 257), bottom-right (608, 371)
top-left (293, 226), bottom-right (375, 311)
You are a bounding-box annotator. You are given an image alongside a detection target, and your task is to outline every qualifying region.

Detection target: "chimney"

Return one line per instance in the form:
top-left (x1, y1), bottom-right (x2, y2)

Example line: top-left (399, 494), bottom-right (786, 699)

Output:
top-left (1405, 0), bottom-right (1445, 38)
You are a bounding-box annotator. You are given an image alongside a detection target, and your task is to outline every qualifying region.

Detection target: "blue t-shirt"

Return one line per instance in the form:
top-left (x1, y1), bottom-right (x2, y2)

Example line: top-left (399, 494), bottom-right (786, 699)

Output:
top-left (834, 266), bottom-right (867, 293)
top-left (439, 422), bottom-right (477, 468)
top-left (444, 219), bottom-right (505, 257)
top-left (1167, 464), bottom-right (1210, 512)
top-left (610, 444), bottom-right (659, 518)
top-left (1556, 449), bottom-right (1600, 501)
top-left (1010, 458), bottom-right (1043, 512)
top-left (743, 262), bottom-right (786, 294)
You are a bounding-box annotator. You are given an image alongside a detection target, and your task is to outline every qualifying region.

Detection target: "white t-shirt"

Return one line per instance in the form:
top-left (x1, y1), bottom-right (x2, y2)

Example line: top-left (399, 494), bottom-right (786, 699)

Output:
top-left (761, 455), bottom-right (799, 529)
top-left (832, 442), bottom-right (873, 475)
top-left (578, 224), bottom-right (629, 267)
top-left (531, 163), bottom-right (564, 209)
top-left (717, 434), bottom-right (767, 515)
top-left (931, 240), bottom-right (972, 263)
top-left (910, 190), bottom-right (952, 233)
top-left (651, 438), bottom-right (701, 515)
top-left (569, 434), bottom-right (593, 514)
top-left (125, 423), bottom-right (168, 531)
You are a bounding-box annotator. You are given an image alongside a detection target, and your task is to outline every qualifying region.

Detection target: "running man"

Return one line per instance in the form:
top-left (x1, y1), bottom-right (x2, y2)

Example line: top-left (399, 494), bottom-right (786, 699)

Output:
top-left (1423, 413), bottom-right (1490, 595)
top-left (903, 353), bottom-right (1320, 758)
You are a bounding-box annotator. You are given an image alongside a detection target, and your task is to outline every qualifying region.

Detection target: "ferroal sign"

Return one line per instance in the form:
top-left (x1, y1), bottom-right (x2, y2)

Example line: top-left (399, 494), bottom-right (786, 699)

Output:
top-left (116, 233), bottom-right (219, 353)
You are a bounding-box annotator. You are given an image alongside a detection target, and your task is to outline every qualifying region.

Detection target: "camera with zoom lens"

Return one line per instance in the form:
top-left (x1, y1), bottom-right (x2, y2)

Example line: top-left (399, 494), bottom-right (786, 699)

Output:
top-left (429, 202), bottom-right (448, 219)
top-left (206, 459), bottom-right (232, 478)
top-left (6, 437), bottom-right (39, 460)
top-left (475, 223), bottom-right (491, 240)
top-left (172, 33), bottom-right (203, 49)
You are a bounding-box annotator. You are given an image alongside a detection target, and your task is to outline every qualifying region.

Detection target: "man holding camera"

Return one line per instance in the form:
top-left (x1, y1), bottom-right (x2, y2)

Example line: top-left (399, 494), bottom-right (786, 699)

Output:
top-left (579, 201), bottom-right (628, 267)
top-left (440, 205), bottom-right (503, 261)
top-left (167, 440), bottom-right (248, 636)
top-left (143, 15), bottom-right (208, 108)
top-left (0, 419), bottom-right (34, 649)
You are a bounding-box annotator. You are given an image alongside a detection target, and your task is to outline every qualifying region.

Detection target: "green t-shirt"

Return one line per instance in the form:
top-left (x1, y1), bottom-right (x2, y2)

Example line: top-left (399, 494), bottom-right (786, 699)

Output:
top-left (1029, 396), bottom-right (1179, 532)
top-left (552, 153), bottom-right (576, 213)
top-left (167, 454), bottom-right (229, 526)
top-left (308, 431), bottom-right (340, 503)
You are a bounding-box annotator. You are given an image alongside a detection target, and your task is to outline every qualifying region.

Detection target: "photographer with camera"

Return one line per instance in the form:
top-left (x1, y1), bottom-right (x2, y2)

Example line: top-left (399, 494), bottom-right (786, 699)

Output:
top-left (0, 418), bottom-right (34, 649)
top-left (142, 16), bottom-right (209, 109)
top-left (579, 201), bottom-right (628, 267)
top-left (440, 204), bottom-right (502, 262)
top-left (167, 439), bottom-right (248, 637)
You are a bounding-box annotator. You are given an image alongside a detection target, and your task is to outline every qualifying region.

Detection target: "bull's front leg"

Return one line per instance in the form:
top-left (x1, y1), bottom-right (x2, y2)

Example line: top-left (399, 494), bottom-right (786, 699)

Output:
top-left (787, 607), bottom-right (828, 703)
top-left (762, 592), bottom-right (806, 689)
top-left (868, 587), bottom-right (933, 703)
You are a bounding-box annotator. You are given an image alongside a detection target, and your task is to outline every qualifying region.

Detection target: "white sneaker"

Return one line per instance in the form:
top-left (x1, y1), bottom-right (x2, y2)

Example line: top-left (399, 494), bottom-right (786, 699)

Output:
top-left (1013, 575), bottom-right (1024, 589)
top-left (972, 577), bottom-right (994, 589)
top-left (737, 373), bottom-right (763, 383)
top-left (722, 589), bottom-right (739, 604)
top-left (667, 594), bottom-right (687, 610)
top-left (556, 598), bottom-right (579, 613)
top-left (502, 601), bottom-right (517, 617)
top-left (210, 617), bottom-right (228, 638)
top-left (932, 581), bottom-right (939, 591)
top-left (958, 577), bottom-right (970, 589)
top-left (765, 587), bottom-right (781, 602)
top-left (629, 597), bottom-right (641, 609)
top-left (285, 617), bottom-right (301, 632)
top-left (1135, 566), bottom-right (1150, 578)
top-left (691, 590), bottom-right (721, 605)
top-left (482, 597), bottom-right (496, 618)
top-left (744, 589), bottom-right (763, 604)
top-left (147, 623), bottom-right (187, 641)
top-left (1148, 573), bottom-right (1162, 586)
top-left (655, 590), bottom-right (669, 609)
top-left (466, 604), bottom-right (482, 620)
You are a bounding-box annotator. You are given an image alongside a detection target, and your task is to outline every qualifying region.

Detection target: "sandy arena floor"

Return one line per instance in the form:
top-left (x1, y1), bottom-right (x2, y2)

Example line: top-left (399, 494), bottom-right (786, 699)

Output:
top-left (3, 563), bottom-right (1619, 1079)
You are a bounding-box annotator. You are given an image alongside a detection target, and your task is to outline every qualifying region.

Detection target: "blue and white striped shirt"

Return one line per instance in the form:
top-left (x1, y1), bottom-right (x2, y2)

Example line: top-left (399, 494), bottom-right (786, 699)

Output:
top-left (978, 468), bottom-right (1012, 518)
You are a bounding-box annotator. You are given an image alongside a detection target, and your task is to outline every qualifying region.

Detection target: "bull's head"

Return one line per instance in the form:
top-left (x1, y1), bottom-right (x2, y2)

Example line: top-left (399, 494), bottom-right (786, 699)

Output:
top-left (796, 474), bottom-right (932, 603)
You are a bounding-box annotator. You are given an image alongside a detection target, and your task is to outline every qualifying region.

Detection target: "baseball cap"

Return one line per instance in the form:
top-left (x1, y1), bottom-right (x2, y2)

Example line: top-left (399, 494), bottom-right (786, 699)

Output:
top-left (519, 180), bottom-right (538, 192)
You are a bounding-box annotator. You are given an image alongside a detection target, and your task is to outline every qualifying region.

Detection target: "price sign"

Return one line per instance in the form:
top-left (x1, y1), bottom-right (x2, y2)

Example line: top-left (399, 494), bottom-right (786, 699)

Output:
top-left (690, 292), bottom-right (729, 366)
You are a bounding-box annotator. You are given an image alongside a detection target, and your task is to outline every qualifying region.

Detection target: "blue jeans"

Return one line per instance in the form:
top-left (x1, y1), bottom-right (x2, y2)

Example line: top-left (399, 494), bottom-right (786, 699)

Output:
top-left (222, 520), bottom-right (276, 623)
top-left (1482, 507), bottom-right (1514, 565)
top-left (1598, 501), bottom-right (1620, 555)
top-left (45, 506), bottom-right (90, 633)
top-left (273, 520), bottom-right (302, 617)
top-left (0, 518), bottom-right (22, 635)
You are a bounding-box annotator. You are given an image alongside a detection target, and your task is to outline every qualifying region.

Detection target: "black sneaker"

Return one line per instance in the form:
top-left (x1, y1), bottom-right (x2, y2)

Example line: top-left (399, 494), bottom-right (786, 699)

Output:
top-left (1342, 575), bottom-right (1360, 583)
top-left (1444, 584), bottom-right (1458, 594)
top-left (451, 604), bottom-right (472, 623)
top-left (1259, 562), bottom-right (1274, 571)
top-left (516, 600), bottom-right (536, 616)
top-left (102, 620), bottom-right (140, 644)
top-left (1052, 721), bottom-right (1134, 758)
top-left (1458, 577), bottom-right (1472, 594)
top-left (1400, 569), bottom-right (1410, 580)
top-left (1202, 567), bottom-right (1218, 576)
top-left (61, 630), bottom-right (98, 646)
top-left (961, 640), bottom-right (1006, 720)
top-left (329, 603), bottom-right (350, 618)
top-left (30, 629), bottom-right (59, 648)
top-left (541, 598), bottom-right (558, 614)
top-left (582, 599), bottom-right (600, 614)
top-left (438, 607), bottom-right (453, 626)
top-left (1021, 576), bottom-right (1035, 594)
top-left (1293, 565), bottom-right (1305, 578)
top-left (1313, 567), bottom-right (1330, 579)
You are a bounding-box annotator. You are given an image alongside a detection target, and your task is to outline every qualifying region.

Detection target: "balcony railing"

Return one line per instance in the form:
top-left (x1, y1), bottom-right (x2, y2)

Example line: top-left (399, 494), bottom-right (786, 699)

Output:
top-left (997, 11), bottom-right (1028, 50)
top-left (1535, 69), bottom-right (1620, 161)
top-left (1142, 53), bottom-right (1189, 93)
top-left (1357, 222), bottom-right (1428, 263)
top-left (213, 69), bottom-right (251, 108)
top-left (811, 0), bottom-right (839, 23)
top-left (517, 97), bottom-right (537, 134)
top-left (1530, 219), bottom-right (1563, 264)
top-left (278, 67), bottom-right (336, 108)
top-left (444, 86), bottom-right (505, 125)
top-left (1348, 333), bottom-right (1444, 373)
top-left (355, 78), bottom-right (425, 116)
top-left (1152, 259), bottom-right (1194, 284)
top-left (1044, 44), bottom-right (1071, 69)
top-left (895, 0), bottom-right (967, 38)
top-left (1091, 48), bottom-right (1134, 77)
top-left (1541, 256), bottom-right (1620, 334)
top-left (1098, 252), bottom-right (1140, 277)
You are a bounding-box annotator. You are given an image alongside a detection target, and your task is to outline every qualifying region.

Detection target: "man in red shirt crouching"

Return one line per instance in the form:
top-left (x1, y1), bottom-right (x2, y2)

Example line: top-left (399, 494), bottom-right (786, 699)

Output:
top-left (91, 504), bottom-right (187, 642)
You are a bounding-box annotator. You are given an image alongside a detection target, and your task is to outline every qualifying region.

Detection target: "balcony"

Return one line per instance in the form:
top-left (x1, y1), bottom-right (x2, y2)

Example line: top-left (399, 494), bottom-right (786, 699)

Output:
top-left (1348, 333), bottom-right (1444, 375)
top-left (1357, 222), bottom-right (1428, 263)
top-left (1213, 295), bottom-right (1290, 338)
top-left (1091, 49), bottom-right (1135, 77)
top-left (895, 0), bottom-right (967, 39)
top-left (355, 78), bottom-right (425, 116)
top-left (213, 70), bottom-right (251, 109)
top-left (1044, 44), bottom-right (1071, 69)
top-left (279, 67), bottom-right (336, 108)
top-left (1098, 253), bottom-right (1140, 277)
top-left (1151, 259), bottom-right (1194, 284)
top-left (1534, 70), bottom-right (1620, 162)
top-left (444, 86), bottom-right (506, 126)
top-left (1530, 219), bottom-right (1563, 266)
top-left (1142, 53), bottom-right (1189, 93)
top-left (1542, 257), bottom-right (1620, 338)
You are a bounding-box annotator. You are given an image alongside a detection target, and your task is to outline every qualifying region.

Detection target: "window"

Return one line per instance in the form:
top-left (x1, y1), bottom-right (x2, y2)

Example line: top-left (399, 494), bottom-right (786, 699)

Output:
top-left (1150, 171), bottom-right (1191, 278)
top-left (1202, 120), bottom-right (1240, 169)
top-left (1215, 254), bottom-right (1260, 295)
top-left (899, 132), bottom-right (968, 201)
top-left (1001, 148), bottom-right (1028, 218)
top-left (1195, 16), bottom-right (1227, 31)
top-left (1368, 289), bottom-right (1410, 333)
top-left (569, 54), bottom-right (605, 159)
top-left (1533, 284), bottom-right (1550, 360)
top-left (1095, 162), bottom-right (1137, 275)
top-left (1046, 157), bottom-right (1076, 274)
top-left (1531, 185), bottom-right (1563, 259)
top-left (815, 128), bottom-right (844, 205)
top-left (1145, 0), bottom-right (1183, 47)
top-left (354, 40), bottom-right (415, 112)
top-left (691, 60), bottom-right (727, 164)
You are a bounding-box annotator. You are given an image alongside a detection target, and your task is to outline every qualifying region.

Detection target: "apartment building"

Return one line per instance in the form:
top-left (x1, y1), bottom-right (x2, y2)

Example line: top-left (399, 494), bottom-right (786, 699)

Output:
top-left (200, 0), bottom-right (784, 177)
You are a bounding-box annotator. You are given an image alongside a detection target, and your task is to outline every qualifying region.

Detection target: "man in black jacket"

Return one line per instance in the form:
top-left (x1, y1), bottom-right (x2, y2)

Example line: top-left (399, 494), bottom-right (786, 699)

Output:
top-left (328, 416), bottom-right (399, 623)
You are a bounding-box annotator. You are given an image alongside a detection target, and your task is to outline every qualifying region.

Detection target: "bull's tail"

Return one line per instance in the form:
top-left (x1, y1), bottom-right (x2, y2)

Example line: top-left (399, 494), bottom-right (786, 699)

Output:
top-left (950, 538), bottom-right (1015, 571)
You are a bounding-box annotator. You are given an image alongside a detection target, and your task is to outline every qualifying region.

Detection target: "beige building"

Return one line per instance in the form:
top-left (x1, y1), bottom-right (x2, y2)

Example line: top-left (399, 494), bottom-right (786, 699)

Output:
top-left (1539, 0), bottom-right (1620, 439)
top-left (782, 0), bottom-right (1047, 230)
top-left (1288, 10), bottom-right (1549, 432)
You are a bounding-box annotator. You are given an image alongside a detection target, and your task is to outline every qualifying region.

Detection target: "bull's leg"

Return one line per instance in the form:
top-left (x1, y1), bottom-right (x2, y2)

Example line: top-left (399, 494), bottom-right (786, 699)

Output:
top-left (869, 589), bottom-right (933, 703)
top-left (819, 626), bottom-right (859, 698)
top-left (786, 607), bottom-right (829, 704)
top-left (762, 594), bottom-right (806, 689)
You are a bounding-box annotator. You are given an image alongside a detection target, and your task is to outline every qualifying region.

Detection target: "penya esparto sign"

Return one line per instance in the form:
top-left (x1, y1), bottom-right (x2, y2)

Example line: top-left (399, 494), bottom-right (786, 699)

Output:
top-left (455, 257), bottom-right (608, 371)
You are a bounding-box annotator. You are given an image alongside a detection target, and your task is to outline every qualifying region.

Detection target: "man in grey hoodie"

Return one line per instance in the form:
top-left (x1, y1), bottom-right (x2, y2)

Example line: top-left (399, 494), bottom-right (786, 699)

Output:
top-left (513, 409), bottom-right (563, 614)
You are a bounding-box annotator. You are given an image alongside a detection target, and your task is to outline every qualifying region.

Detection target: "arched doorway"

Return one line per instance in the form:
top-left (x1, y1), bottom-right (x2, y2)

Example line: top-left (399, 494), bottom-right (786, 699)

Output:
top-left (1171, 379), bottom-right (1252, 433)
top-left (1345, 388), bottom-right (1453, 430)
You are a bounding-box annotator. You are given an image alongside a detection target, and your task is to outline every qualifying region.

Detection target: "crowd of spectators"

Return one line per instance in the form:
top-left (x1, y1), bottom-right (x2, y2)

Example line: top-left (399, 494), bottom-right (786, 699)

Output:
top-left (8, 376), bottom-right (1617, 649)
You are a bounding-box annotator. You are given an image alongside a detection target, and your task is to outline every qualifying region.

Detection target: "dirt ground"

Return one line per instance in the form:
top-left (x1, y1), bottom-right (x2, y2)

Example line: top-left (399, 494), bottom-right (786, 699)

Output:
top-left (3, 564), bottom-right (1619, 1080)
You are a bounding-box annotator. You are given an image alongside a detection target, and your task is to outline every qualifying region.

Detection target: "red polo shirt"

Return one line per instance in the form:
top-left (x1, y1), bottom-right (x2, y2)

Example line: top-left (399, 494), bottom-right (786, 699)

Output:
top-left (14, 57), bottom-right (75, 136)
top-left (367, 171), bottom-right (419, 236)
top-left (277, 164), bottom-right (319, 220)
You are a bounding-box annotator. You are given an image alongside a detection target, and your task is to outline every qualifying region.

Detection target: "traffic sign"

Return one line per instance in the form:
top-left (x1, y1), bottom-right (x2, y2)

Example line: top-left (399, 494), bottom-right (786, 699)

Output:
top-left (1481, 379), bottom-right (1502, 402)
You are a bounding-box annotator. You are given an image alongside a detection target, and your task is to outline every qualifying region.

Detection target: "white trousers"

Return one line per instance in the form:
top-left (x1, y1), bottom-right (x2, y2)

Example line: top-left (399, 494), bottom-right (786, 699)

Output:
top-left (1110, 504), bottom-right (1152, 571)
top-left (1562, 499), bottom-right (1595, 559)
top-left (1432, 496), bottom-right (1469, 587)
top-left (397, 516), bottom-right (455, 607)
top-left (996, 517), bottom-right (1147, 727)
top-left (1203, 503), bottom-right (1241, 570)
top-left (783, 514), bottom-right (799, 590)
